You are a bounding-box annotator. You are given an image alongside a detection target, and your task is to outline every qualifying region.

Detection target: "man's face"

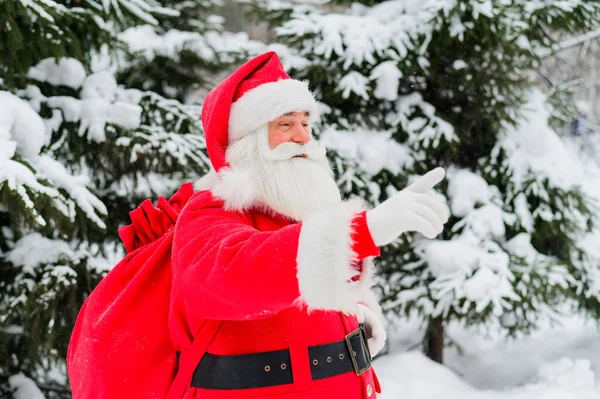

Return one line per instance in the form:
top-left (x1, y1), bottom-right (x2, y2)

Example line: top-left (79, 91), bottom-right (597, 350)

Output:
top-left (225, 113), bottom-right (341, 220)
top-left (267, 111), bottom-right (311, 150)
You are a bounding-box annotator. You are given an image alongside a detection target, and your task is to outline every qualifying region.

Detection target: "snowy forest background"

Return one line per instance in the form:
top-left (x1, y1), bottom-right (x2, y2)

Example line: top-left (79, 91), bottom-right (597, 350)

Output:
top-left (2, 0), bottom-right (600, 398)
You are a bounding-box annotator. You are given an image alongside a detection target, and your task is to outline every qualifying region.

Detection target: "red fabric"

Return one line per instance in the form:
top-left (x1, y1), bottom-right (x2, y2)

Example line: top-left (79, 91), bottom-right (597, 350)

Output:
top-left (232, 54), bottom-right (289, 102)
top-left (351, 210), bottom-right (380, 264)
top-left (118, 185), bottom-right (193, 252)
top-left (350, 210), bottom-right (379, 278)
top-left (202, 51), bottom-right (290, 172)
top-left (67, 183), bottom-right (195, 399)
top-left (167, 319), bottom-right (224, 399)
top-left (169, 190), bottom-right (380, 398)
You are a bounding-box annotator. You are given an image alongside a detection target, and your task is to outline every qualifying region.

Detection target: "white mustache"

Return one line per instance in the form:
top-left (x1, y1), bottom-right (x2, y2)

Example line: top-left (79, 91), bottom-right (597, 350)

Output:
top-left (265, 140), bottom-right (327, 161)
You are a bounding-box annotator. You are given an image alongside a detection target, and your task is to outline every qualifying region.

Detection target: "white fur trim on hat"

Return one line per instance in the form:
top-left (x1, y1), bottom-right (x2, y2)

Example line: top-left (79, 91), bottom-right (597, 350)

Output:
top-left (295, 199), bottom-right (372, 314)
top-left (229, 79), bottom-right (318, 143)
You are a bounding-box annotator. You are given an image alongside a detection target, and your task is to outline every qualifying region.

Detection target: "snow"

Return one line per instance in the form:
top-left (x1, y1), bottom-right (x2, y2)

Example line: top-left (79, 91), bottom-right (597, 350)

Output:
top-left (267, 44), bottom-right (311, 71)
top-left (322, 92), bottom-right (455, 180)
top-left (278, 9), bottom-right (418, 70)
top-left (495, 89), bottom-right (585, 190)
top-left (512, 192), bottom-right (534, 232)
top-left (44, 71), bottom-right (143, 142)
top-left (376, 315), bottom-right (600, 398)
top-left (27, 57), bottom-right (87, 89)
top-left (472, 0), bottom-right (494, 19)
top-left (454, 203), bottom-right (508, 240)
top-left (0, 91), bottom-right (46, 159)
top-left (392, 92), bottom-right (457, 149)
top-left (26, 69), bottom-right (143, 144)
top-left (447, 315), bottom-right (600, 390)
top-left (321, 127), bottom-right (412, 176)
top-left (8, 233), bottom-right (75, 275)
top-left (575, 230), bottom-right (600, 299)
top-left (81, 71), bottom-right (117, 101)
top-left (109, 101), bottom-right (144, 130)
top-left (379, 103), bottom-right (600, 387)
top-left (0, 90), bottom-right (108, 228)
top-left (108, 171), bottom-right (182, 199)
top-left (560, 134), bottom-right (600, 302)
top-left (20, 0), bottom-right (58, 23)
top-left (98, 0), bottom-right (179, 26)
top-left (120, 25), bottom-right (260, 64)
top-left (0, 156), bottom-right (56, 223)
top-left (116, 87), bottom-right (145, 104)
top-left (537, 358), bottom-right (596, 390)
top-left (417, 236), bottom-right (516, 316)
top-left (7, 3), bottom-right (600, 398)
top-left (504, 233), bottom-right (548, 268)
top-left (453, 60), bottom-right (468, 70)
top-left (447, 169), bottom-right (494, 217)
top-left (370, 61), bottom-right (403, 101)
top-left (276, 0), bottom-right (476, 72)
top-left (376, 352), bottom-right (475, 397)
top-left (8, 373), bottom-right (45, 399)
top-left (377, 353), bottom-right (600, 399)
top-left (85, 241), bottom-right (126, 273)
top-left (449, 14), bottom-right (467, 41)
top-left (390, 87), bottom-right (600, 326)
top-left (119, 0), bottom-right (160, 25)
top-left (0, 91), bottom-right (60, 222)
top-left (446, 169), bottom-right (511, 242)
top-left (36, 155), bottom-right (108, 228)
top-left (75, 98), bottom-right (112, 142)
top-left (339, 71), bottom-right (370, 100)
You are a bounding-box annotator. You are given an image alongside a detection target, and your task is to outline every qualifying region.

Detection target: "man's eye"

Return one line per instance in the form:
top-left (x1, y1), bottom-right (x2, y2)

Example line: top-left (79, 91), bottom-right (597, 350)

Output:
top-left (280, 123), bottom-right (292, 128)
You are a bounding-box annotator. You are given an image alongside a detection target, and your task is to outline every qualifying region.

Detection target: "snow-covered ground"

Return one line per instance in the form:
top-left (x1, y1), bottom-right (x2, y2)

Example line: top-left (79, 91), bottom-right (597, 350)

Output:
top-left (376, 315), bottom-right (600, 399)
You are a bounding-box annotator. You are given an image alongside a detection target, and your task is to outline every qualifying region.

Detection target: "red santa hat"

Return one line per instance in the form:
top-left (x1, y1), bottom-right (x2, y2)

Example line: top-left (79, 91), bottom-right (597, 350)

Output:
top-left (202, 51), bottom-right (319, 173)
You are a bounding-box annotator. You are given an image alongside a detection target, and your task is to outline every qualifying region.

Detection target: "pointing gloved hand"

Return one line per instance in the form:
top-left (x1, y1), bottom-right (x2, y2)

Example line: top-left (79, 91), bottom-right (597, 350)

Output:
top-left (366, 167), bottom-right (450, 246)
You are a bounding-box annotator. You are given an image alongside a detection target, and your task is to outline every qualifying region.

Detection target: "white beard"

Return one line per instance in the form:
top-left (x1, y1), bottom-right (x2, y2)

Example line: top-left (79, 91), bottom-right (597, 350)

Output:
top-left (225, 125), bottom-right (342, 221)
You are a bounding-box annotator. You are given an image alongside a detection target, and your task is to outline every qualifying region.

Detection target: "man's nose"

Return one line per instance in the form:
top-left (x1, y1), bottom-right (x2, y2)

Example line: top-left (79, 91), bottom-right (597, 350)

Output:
top-left (291, 124), bottom-right (310, 145)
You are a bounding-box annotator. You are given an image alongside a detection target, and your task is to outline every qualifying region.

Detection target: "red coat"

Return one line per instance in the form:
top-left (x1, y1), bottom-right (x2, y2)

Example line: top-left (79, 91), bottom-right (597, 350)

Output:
top-left (169, 189), bottom-right (382, 398)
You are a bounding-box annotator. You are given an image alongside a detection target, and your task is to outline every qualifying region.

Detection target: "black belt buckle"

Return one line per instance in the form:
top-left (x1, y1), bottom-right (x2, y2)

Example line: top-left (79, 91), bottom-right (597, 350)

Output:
top-left (345, 324), bottom-right (372, 376)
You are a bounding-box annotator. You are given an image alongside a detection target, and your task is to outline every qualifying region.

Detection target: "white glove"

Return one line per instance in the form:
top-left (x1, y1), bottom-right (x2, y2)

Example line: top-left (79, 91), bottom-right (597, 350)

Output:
top-left (366, 167), bottom-right (449, 246)
top-left (357, 303), bottom-right (387, 357)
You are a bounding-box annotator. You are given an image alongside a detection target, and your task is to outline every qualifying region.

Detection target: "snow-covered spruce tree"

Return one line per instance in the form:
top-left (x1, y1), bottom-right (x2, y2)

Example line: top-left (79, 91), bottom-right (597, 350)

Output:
top-left (0, 0), bottom-right (178, 89)
top-left (249, 0), bottom-right (600, 362)
top-left (0, 1), bottom-right (218, 395)
top-left (116, 0), bottom-right (261, 101)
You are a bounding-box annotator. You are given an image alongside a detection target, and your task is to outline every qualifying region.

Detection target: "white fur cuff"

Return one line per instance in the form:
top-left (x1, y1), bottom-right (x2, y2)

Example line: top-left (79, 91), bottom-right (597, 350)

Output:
top-left (296, 199), bottom-right (371, 314)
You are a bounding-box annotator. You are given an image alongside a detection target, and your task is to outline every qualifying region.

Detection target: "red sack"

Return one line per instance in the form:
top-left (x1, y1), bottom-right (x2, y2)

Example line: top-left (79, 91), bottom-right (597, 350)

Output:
top-left (67, 183), bottom-right (195, 399)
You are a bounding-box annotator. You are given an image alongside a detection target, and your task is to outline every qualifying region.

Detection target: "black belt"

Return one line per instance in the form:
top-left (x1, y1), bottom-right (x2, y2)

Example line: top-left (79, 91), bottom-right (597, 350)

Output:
top-left (183, 324), bottom-right (372, 390)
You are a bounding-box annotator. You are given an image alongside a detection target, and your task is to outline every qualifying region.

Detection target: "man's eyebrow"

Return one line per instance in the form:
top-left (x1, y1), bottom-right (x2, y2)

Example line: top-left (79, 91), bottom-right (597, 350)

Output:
top-left (282, 111), bottom-right (310, 117)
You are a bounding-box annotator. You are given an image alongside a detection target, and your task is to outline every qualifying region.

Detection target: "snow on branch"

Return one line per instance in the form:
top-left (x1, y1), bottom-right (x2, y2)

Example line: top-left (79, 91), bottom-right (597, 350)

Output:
top-left (538, 27), bottom-right (600, 58)
top-left (0, 89), bottom-right (108, 228)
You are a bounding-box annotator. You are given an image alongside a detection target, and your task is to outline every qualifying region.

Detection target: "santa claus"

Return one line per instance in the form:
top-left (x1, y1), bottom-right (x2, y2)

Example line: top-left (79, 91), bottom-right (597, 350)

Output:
top-left (168, 51), bottom-right (449, 398)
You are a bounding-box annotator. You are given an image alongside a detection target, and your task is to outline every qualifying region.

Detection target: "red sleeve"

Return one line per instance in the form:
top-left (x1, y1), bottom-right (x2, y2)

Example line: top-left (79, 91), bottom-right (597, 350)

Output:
top-left (172, 194), bottom-right (302, 321)
top-left (351, 210), bottom-right (380, 259)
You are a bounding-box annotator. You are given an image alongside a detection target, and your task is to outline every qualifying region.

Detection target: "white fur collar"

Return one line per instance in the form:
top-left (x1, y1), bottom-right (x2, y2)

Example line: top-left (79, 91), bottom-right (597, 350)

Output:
top-left (194, 168), bottom-right (259, 212)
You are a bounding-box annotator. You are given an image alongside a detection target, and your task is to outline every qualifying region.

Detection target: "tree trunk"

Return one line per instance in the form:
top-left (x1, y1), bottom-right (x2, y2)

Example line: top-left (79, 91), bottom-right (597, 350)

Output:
top-left (423, 317), bottom-right (444, 364)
